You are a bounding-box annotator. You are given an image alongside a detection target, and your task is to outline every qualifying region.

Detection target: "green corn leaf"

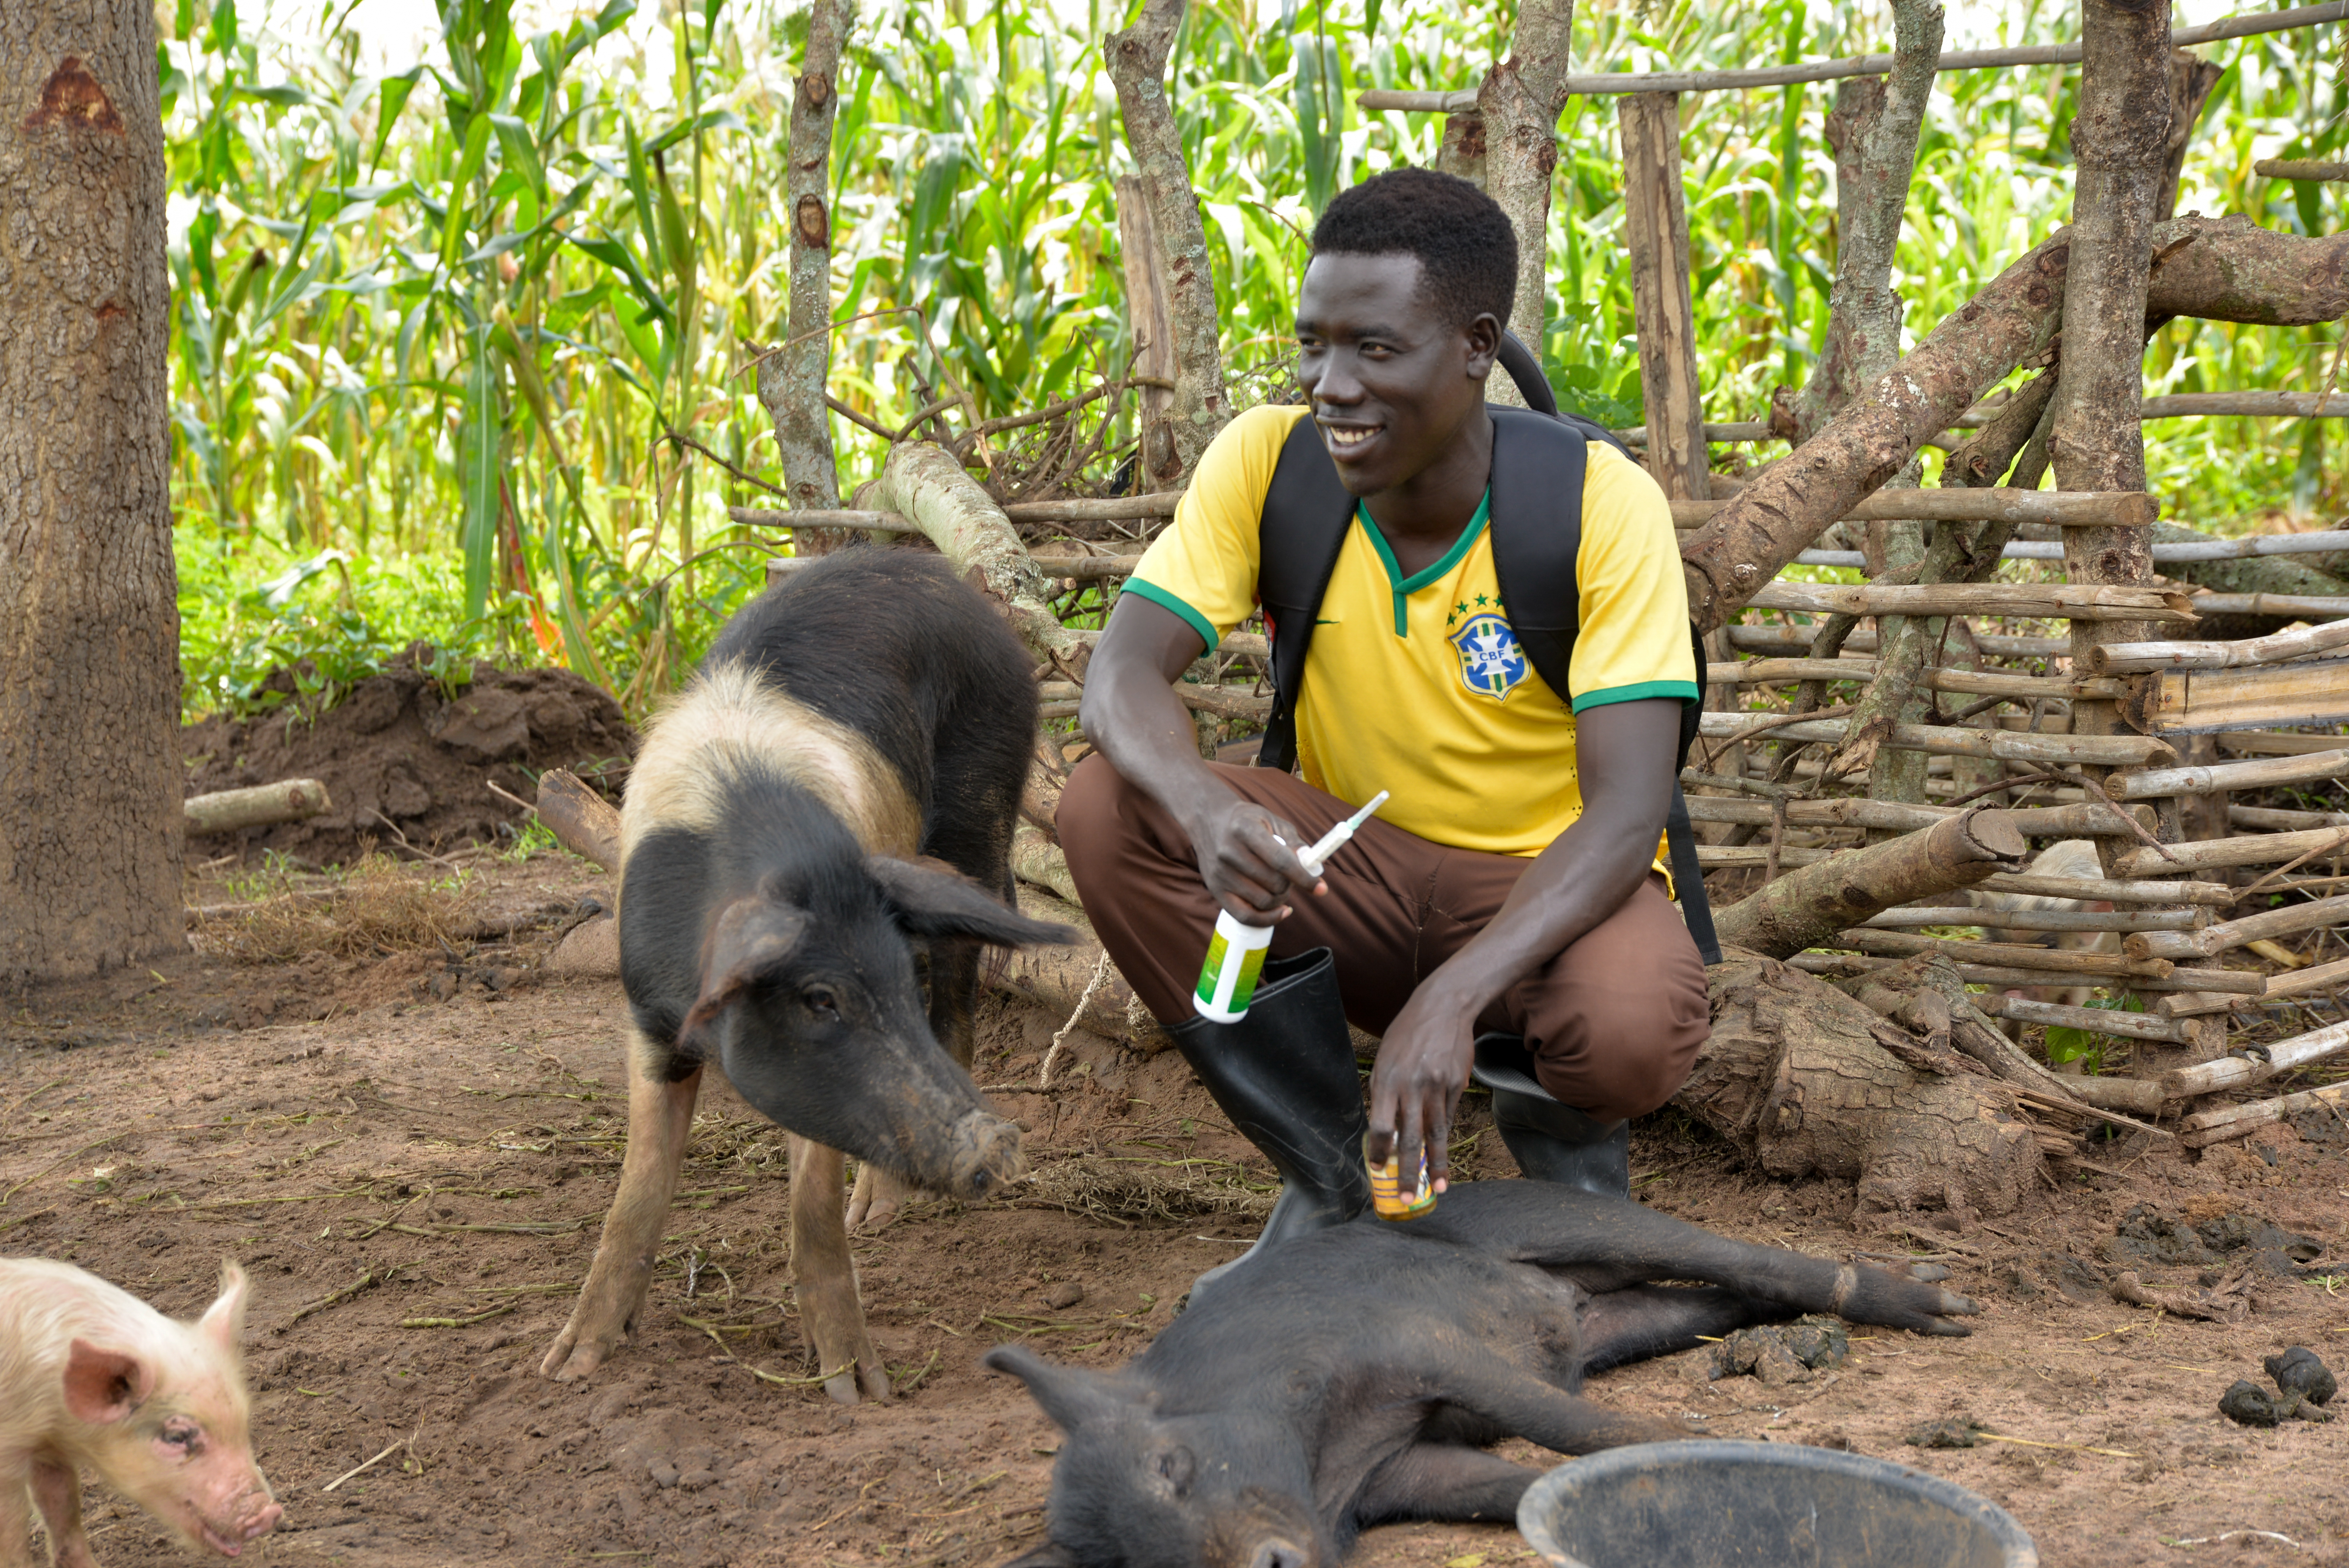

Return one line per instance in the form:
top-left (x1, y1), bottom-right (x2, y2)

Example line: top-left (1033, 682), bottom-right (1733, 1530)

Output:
top-left (489, 114), bottom-right (547, 203)
top-left (621, 117), bottom-right (665, 280)
top-left (439, 114), bottom-right (495, 270)
top-left (458, 328), bottom-right (502, 619)
top-left (644, 107), bottom-right (745, 155)
top-left (207, 0), bottom-right (238, 55)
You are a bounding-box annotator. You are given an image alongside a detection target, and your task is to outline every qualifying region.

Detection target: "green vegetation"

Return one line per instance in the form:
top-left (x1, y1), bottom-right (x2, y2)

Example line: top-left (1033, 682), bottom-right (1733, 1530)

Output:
top-left (168, 0), bottom-right (2347, 719)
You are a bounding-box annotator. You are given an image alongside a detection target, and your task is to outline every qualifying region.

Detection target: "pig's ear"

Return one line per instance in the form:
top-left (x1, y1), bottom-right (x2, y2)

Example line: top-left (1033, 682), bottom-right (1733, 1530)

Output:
top-left (982, 1344), bottom-right (1132, 1431)
top-left (867, 857), bottom-right (1079, 950)
top-left (62, 1341), bottom-right (155, 1424)
top-left (196, 1261), bottom-right (251, 1355)
top-left (678, 895), bottom-right (813, 1055)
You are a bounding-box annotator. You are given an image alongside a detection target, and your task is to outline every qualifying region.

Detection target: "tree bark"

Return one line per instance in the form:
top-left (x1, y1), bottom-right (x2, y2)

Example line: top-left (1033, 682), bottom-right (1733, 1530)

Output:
top-left (1786, 0), bottom-right (1945, 443)
top-left (1681, 212), bottom-right (2347, 634)
top-left (1711, 808), bottom-right (2028, 959)
top-left (1435, 110), bottom-right (1486, 189)
top-left (2051, 0), bottom-right (2173, 789)
top-left (1477, 0), bottom-right (1578, 359)
top-left (1106, 0), bottom-right (1228, 485)
top-left (878, 441), bottom-right (1093, 672)
top-left (535, 768), bottom-right (623, 871)
top-left (1682, 953), bottom-right (2044, 1226)
top-left (1115, 175), bottom-right (1180, 491)
top-left (751, 0), bottom-right (850, 521)
top-left (185, 780), bottom-right (333, 837)
top-left (2156, 49), bottom-right (2226, 221)
top-left (0, 5), bottom-right (183, 984)
top-left (1617, 93), bottom-right (1705, 499)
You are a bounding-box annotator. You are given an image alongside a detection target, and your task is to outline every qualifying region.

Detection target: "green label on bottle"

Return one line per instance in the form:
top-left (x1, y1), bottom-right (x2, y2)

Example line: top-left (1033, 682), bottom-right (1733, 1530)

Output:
top-left (1195, 931), bottom-right (1232, 1005)
top-left (1226, 944), bottom-right (1268, 1011)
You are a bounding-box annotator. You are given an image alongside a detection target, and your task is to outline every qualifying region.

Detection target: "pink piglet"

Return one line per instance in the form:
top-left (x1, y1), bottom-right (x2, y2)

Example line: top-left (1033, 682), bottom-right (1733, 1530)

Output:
top-left (1, 1258), bottom-right (282, 1566)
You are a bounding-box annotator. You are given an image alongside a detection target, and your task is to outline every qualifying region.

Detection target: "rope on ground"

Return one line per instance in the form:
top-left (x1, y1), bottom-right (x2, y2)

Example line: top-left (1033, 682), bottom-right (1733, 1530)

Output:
top-left (1039, 950), bottom-right (1115, 1089)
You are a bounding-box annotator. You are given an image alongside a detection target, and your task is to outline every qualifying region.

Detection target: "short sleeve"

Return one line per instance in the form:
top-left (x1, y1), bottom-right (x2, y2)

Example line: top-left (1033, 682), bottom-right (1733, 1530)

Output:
top-left (1566, 443), bottom-right (1700, 713)
top-left (1121, 405), bottom-right (1308, 650)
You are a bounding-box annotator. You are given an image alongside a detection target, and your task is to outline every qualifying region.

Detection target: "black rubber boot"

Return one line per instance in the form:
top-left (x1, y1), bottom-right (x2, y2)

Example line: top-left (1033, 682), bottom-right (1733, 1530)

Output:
top-left (1469, 1033), bottom-right (1630, 1199)
top-left (1167, 949), bottom-right (1370, 1304)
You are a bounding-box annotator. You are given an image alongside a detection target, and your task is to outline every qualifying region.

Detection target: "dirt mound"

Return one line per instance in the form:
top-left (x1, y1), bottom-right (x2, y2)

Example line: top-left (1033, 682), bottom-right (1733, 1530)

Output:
top-left (181, 650), bottom-right (634, 865)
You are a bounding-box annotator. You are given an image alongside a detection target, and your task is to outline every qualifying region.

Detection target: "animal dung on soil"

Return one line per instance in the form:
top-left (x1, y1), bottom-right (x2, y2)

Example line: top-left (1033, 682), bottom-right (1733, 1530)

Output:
top-left (2266, 1347), bottom-right (2338, 1406)
top-left (1905, 1415), bottom-right (1988, 1449)
top-left (2218, 1349), bottom-right (2338, 1427)
top-left (1704, 1315), bottom-right (1850, 1385)
top-left (2100, 1204), bottom-right (2323, 1278)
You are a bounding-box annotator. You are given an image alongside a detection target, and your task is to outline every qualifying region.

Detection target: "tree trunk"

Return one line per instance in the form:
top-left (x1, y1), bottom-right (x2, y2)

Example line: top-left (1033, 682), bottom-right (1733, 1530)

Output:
top-left (0, 5), bottom-right (183, 985)
top-left (1116, 175), bottom-right (1180, 490)
top-left (1680, 212), bottom-right (2344, 635)
top-left (1785, 0), bottom-right (1944, 444)
top-left (2051, 0), bottom-right (2173, 786)
top-left (1617, 93), bottom-right (1705, 500)
top-left (2155, 49), bottom-right (2226, 222)
top-left (753, 0), bottom-right (850, 518)
top-left (1711, 808), bottom-right (2028, 959)
top-left (1106, 0), bottom-right (1228, 485)
top-left (1435, 110), bottom-right (1486, 189)
top-left (1682, 953), bottom-right (2044, 1226)
top-left (1477, 0), bottom-right (1577, 363)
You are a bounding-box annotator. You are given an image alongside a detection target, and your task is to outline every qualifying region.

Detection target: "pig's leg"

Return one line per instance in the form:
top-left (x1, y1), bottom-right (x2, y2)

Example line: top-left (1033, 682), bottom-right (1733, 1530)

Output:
top-left (790, 1136), bottom-right (891, 1405)
top-left (1435, 1359), bottom-right (1691, 1455)
top-left (541, 1058), bottom-right (704, 1381)
top-left (1447, 1187), bottom-right (1975, 1335)
top-left (1577, 1284), bottom-right (1790, 1372)
top-left (3, 1464), bottom-right (45, 1568)
top-left (1353, 1444), bottom-right (1541, 1529)
top-left (28, 1457), bottom-right (95, 1568)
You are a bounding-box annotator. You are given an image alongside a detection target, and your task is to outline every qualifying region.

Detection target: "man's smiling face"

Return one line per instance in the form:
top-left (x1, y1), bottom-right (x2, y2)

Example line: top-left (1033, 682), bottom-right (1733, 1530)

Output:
top-left (1294, 251), bottom-right (1496, 499)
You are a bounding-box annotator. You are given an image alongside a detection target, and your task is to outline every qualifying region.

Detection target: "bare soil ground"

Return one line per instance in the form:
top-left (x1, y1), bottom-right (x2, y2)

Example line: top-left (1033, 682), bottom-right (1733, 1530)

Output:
top-left (5, 855), bottom-right (2346, 1568)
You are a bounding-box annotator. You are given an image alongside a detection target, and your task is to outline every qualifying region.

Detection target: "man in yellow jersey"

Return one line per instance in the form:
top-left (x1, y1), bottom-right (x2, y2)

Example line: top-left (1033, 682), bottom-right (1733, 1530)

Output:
top-left (1059, 169), bottom-right (1707, 1286)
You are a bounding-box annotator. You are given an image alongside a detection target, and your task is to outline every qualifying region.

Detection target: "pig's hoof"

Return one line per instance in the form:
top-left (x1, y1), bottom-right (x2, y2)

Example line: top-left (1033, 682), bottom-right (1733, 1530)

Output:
top-left (540, 1319), bottom-right (622, 1381)
top-left (847, 1164), bottom-right (913, 1231)
top-left (823, 1359), bottom-right (894, 1406)
top-left (1908, 1263), bottom-right (1952, 1283)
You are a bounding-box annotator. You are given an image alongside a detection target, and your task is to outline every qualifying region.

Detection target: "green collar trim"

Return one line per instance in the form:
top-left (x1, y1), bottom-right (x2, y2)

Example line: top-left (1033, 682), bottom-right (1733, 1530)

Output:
top-left (1356, 490), bottom-right (1492, 636)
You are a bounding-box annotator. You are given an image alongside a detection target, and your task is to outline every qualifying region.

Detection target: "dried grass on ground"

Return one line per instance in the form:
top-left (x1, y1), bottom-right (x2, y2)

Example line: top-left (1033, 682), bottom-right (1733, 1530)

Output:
top-left (191, 854), bottom-right (487, 963)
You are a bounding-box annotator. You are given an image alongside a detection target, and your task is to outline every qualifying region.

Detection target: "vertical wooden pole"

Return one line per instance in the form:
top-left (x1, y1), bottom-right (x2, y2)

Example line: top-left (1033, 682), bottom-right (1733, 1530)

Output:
top-left (1115, 175), bottom-right (1179, 490)
top-left (1618, 92), bottom-right (1706, 503)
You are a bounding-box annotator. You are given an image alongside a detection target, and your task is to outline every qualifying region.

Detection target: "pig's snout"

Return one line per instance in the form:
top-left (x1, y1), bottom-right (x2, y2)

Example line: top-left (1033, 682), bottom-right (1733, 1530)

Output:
top-left (940, 1110), bottom-right (1025, 1201)
top-left (1248, 1540), bottom-right (1312, 1568)
top-left (194, 1486), bottom-right (282, 1557)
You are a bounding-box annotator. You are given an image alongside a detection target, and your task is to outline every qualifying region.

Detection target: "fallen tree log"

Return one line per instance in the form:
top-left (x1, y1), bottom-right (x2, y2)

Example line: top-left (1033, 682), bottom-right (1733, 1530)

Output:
top-left (879, 440), bottom-right (1096, 674)
top-left (2109, 745), bottom-right (2349, 798)
top-left (534, 770), bottom-right (623, 871)
top-left (185, 779), bottom-right (332, 837)
top-left (2180, 1079), bottom-right (2349, 1147)
top-left (1679, 950), bottom-right (2044, 1224)
top-left (2111, 823), bottom-right (2349, 876)
top-left (1713, 808), bottom-right (2026, 957)
top-left (1832, 929), bottom-right (2174, 979)
top-left (1695, 711), bottom-right (2174, 768)
top-left (2160, 1016), bottom-right (2349, 1099)
top-left (1744, 581), bottom-right (2194, 622)
top-left (1794, 951), bottom-right (2267, 994)
top-left (2124, 894), bottom-right (2349, 961)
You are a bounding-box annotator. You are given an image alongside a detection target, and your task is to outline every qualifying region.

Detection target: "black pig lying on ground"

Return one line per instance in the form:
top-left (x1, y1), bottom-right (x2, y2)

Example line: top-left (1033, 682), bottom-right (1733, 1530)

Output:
top-left (989, 1180), bottom-right (1976, 1568)
top-left (542, 550), bottom-right (1075, 1403)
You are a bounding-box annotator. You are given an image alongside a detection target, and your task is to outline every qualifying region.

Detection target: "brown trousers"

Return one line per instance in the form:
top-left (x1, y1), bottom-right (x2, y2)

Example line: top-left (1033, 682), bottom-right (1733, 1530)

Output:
top-left (1057, 757), bottom-right (1711, 1123)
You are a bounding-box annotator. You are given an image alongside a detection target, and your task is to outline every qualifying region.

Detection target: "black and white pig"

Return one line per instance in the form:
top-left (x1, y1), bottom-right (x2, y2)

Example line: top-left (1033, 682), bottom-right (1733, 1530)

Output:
top-left (542, 550), bottom-right (1075, 1403)
top-left (989, 1180), bottom-right (1977, 1568)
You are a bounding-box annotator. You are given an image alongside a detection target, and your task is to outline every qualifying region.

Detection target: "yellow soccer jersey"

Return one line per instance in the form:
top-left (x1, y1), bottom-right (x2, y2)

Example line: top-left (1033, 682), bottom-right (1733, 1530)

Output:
top-left (1122, 402), bottom-right (1697, 860)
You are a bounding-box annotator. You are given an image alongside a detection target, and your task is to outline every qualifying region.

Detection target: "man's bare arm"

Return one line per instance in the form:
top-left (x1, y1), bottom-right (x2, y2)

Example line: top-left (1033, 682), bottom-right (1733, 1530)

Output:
top-left (1078, 595), bottom-right (1317, 922)
top-left (1365, 697), bottom-right (1684, 1185)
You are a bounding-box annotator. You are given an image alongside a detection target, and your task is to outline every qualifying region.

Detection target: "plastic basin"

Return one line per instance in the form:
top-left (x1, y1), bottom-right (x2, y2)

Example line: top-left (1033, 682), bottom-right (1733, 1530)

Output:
top-left (1516, 1440), bottom-right (2037, 1568)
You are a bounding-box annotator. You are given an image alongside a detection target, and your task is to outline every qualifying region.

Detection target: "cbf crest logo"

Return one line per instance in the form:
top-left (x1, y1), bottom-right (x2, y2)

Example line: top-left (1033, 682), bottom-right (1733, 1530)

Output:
top-left (1446, 601), bottom-right (1529, 701)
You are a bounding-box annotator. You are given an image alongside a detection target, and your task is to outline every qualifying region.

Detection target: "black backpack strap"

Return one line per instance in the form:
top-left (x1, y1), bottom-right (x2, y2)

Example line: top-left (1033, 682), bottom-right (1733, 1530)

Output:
top-left (1485, 403), bottom-right (1721, 966)
top-left (1254, 412), bottom-right (1355, 773)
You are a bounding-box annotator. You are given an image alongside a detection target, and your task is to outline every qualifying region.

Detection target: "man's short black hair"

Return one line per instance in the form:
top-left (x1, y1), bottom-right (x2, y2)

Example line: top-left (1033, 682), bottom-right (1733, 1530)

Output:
top-left (1309, 167), bottom-right (1517, 329)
